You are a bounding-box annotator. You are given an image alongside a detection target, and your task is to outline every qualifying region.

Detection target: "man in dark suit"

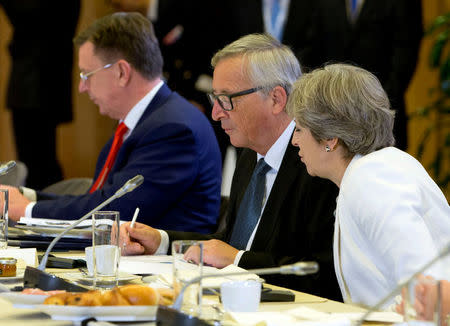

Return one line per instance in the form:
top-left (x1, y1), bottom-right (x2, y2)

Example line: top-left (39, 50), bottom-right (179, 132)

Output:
top-left (108, 0), bottom-right (233, 161)
top-left (3, 13), bottom-right (222, 234)
top-left (226, 0), bottom-right (317, 70)
top-left (120, 34), bottom-right (342, 301)
top-left (302, 0), bottom-right (423, 150)
top-left (0, 0), bottom-right (81, 189)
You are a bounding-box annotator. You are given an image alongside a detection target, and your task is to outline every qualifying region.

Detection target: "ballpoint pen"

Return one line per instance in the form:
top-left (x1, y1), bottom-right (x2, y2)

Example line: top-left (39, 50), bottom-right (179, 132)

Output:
top-left (123, 207), bottom-right (139, 250)
top-left (130, 207), bottom-right (140, 228)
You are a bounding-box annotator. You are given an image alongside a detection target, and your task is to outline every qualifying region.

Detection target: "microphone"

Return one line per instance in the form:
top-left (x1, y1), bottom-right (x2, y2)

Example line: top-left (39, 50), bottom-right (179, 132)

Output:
top-left (0, 160), bottom-right (16, 176)
top-left (23, 175), bottom-right (144, 291)
top-left (114, 174), bottom-right (144, 198)
top-left (172, 261), bottom-right (319, 311)
top-left (356, 241), bottom-right (450, 326)
top-left (38, 174), bottom-right (144, 270)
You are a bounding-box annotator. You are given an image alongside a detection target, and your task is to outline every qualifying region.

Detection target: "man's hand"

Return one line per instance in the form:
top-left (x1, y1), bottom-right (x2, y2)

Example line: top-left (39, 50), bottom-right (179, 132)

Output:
top-left (184, 239), bottom-right (239, 268)
top-left (119, 221), bottom-right (161, 255)
top-left (0, 185), bottom-right (29, 221)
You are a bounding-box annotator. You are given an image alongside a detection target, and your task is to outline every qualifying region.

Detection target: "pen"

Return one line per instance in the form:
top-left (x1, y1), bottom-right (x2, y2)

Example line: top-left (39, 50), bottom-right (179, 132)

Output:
top-left (130, 207), bottom-right (140, 228)
top-left (123, 207), bottom-right (139, 250)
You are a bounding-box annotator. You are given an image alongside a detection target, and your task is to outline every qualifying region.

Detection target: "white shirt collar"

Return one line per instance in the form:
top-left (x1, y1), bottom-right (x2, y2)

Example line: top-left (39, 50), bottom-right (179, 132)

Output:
top-left (121, 80), bottom-right (164, 137)
top-left (257, 120), bottom-right (295, 172)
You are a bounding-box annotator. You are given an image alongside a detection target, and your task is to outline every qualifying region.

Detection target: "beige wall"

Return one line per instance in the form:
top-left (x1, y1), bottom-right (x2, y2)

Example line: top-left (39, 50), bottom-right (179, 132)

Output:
top-left (0, 0), bottom-right (449, 197)
top-left (0, 0), bottom-right (114, 180)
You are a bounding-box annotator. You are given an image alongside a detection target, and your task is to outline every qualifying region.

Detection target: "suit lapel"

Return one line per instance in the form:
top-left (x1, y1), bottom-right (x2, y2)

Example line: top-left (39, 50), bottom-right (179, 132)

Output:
top-left (251, 139), bottom-right (302, 249)
top-left (111, 84), bottom-right (173, 173)
top-left (224, 149), bottom-right (256, 241)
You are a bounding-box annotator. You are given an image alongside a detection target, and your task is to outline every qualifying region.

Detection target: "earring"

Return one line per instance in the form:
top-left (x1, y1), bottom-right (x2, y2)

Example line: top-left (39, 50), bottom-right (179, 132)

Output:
top-left (325, 145), bottom-right (331, 152)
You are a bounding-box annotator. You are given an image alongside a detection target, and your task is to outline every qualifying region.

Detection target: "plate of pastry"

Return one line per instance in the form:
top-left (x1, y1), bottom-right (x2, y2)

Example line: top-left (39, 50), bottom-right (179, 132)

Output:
top-left (33, 284), bottom-right (173, 321)
top-left (36, 304), bottom-right (158, 321)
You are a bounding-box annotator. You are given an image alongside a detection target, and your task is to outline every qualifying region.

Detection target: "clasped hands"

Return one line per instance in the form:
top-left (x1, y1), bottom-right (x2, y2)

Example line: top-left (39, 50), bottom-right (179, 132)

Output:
top-left (119, 222), bottom-right (239, 268)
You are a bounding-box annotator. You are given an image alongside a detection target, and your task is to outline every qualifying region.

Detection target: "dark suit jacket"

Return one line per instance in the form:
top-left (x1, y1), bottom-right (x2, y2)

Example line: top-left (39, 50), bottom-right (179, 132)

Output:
top-left (34, 84), bottom-right (222, 233)
top-left (302, 0), bottom-right (423, 149)
top-left (167, 140), bottom-right (342, 301)
top-left (0, 0), bottom-right (80, 123)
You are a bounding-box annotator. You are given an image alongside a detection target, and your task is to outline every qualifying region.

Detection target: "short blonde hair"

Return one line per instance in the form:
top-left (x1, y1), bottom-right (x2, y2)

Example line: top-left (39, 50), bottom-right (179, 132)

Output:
top-left (286, 63), bottom-right (395, 157)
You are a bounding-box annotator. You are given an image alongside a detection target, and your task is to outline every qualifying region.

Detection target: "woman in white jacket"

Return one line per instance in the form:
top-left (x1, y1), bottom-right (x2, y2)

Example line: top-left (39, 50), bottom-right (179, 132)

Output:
top-left (286, 63), bottom-right (450, 308)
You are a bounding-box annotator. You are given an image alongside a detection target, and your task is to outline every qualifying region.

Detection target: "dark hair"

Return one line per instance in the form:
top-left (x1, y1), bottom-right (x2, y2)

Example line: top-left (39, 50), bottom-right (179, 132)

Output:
top-left (74, 12), bottom-right (163, 80)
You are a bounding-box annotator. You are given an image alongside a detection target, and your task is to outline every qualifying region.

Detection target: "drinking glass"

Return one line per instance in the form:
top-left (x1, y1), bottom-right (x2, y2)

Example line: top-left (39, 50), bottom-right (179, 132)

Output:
top-left (172, 240), bottom-right (203, 317)
top-left (86, 211), bottom-right (120, 288)
top-left (0, 189), bottom-right (8, 249)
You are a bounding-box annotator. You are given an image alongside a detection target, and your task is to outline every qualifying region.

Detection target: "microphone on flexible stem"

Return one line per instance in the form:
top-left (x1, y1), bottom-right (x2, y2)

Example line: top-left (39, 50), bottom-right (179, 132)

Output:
top-left (0, 160), bottom-right (16, 176)
top-left (23, 175), bottom-right (144, 291)
top-left (172, 261), bottom-right (319, 311)
top-left (356, 241), bottom-right (450, 326)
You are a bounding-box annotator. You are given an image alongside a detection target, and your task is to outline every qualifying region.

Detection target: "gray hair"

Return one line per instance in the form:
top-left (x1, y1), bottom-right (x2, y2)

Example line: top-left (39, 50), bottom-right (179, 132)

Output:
top-left (286, 63), bottom-right (395, 157)
top-left (211, 33), bottom-right (301, 96)
top-left (74, 12), bottom-right (163, 80)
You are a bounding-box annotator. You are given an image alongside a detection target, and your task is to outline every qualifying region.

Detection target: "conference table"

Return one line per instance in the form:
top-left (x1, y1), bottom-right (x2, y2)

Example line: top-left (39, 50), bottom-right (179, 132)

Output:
top-left (0, 251), bottom-right (393, 326)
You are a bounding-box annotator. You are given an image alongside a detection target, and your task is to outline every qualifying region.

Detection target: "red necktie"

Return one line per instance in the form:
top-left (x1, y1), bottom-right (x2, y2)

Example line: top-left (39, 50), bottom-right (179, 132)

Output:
top-left (90, 122), bottom-right (128, 193)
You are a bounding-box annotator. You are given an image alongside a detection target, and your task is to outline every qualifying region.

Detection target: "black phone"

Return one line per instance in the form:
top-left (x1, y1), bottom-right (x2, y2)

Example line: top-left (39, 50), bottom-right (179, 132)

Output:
top-left (260, 288), bottom-right (295, 302)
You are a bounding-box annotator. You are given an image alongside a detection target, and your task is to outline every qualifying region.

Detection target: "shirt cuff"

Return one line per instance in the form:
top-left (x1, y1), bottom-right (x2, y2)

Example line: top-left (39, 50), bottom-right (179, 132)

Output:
top-left (234, 250), bottom-right (245, 265)
top-left (21, 187), bottom-right (37, 201)
top-left (154, 229), bottom-right (169, 255)
top-left (25, 202), bottom-right (36, 218)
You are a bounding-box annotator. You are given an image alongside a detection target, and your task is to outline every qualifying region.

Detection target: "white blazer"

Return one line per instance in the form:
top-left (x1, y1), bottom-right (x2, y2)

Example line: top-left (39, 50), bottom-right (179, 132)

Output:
top-left (334, 147), bottom-right (450, 308)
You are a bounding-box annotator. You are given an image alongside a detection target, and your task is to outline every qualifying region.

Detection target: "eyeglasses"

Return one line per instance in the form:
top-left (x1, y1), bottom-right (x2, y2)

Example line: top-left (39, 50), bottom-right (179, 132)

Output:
top-left (79, 63), bottom-right (114, 82)
top-left (207, 86), bottom-right (265, 111)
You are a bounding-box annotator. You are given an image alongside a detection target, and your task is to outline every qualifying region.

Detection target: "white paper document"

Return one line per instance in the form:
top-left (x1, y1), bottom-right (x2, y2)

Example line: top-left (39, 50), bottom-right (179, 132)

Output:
top-left (119, 255), bottom-right (173, 276)
top-left (119, 255), bottom-right (262, 288)
top-left (228, 306), bottom-right (403, 326)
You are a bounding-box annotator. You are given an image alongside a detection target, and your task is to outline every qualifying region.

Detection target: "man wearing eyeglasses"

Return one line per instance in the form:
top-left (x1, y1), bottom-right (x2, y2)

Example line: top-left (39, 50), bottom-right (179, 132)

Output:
top-left (3, 12), bottom-right (222, 234)
top-left (120, 33), bottom-right (342, 301)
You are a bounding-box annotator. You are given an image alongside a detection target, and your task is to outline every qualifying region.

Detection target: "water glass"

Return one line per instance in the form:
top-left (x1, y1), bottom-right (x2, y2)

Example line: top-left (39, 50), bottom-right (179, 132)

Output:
top-left (0, 189), bottom-right (8, 249)
top-left (172, 240), bottom-right (203, 317)
top-left (87, 211), bottom-right (120, 288)
top-left (404, 265), bottom-right (450, 326)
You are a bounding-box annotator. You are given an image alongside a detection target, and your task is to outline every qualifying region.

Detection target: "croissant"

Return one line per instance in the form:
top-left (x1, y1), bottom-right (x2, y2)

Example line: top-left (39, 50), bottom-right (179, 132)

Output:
top-left (43, 284), bottom-right (174, 306)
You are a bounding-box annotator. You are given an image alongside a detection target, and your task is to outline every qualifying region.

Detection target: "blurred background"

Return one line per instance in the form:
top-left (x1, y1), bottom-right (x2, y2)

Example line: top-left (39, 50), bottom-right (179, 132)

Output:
top-left (0, 0), bottom-right (448, 198)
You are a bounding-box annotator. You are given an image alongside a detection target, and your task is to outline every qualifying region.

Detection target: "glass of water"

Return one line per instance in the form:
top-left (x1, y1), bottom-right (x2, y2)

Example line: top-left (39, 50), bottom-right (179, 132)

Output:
top-left (172, 240), bottom-right (203, 317)
top-left (0, 189), bottom-right (8, 249)
top-left (86, 211), bottom-right (120, 289)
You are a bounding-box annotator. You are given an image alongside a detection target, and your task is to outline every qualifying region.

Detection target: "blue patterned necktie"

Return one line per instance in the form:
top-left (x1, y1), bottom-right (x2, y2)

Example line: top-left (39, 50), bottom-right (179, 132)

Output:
top-left (229, 159), bottom-right (271, 250)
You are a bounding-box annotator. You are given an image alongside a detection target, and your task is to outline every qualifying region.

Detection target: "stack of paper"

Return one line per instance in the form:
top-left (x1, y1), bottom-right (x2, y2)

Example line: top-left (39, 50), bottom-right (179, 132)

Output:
top-left (228, 306), bottom-right (403, 326)
top-left (120, 255), bottom-right (262, 288)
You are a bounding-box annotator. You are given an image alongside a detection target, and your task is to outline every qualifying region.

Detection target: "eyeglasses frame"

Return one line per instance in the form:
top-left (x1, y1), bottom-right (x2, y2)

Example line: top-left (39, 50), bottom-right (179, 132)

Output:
top-left (208, 86), bottom-right (266, 111)
top-left (79, 62), bottom-right (114, 82)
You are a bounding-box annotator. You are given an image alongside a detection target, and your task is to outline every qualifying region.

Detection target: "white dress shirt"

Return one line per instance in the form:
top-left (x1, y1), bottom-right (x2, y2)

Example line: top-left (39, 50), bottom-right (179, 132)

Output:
top-left (24, 81), bottom-right (164, 218)
top-left (334, 147), bottom-right (450, 308)
top-left (156, 121), bottom-right (296, 260)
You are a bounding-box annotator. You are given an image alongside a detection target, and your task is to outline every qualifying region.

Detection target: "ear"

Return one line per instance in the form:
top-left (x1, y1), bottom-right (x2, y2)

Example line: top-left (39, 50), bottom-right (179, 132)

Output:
top-left (324, 137), bottom-right (339, 151)
top-left (270, 85), bottom-right (288, 115)
top-left (117, 60), bottom-right (132, 87)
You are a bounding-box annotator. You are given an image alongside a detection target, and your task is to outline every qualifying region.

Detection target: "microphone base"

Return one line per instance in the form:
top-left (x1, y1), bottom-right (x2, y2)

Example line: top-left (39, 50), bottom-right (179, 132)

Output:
top-left (23, 266), bottom-right (89, 292)
top-left (157, 306), bottom-right (210, 326)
